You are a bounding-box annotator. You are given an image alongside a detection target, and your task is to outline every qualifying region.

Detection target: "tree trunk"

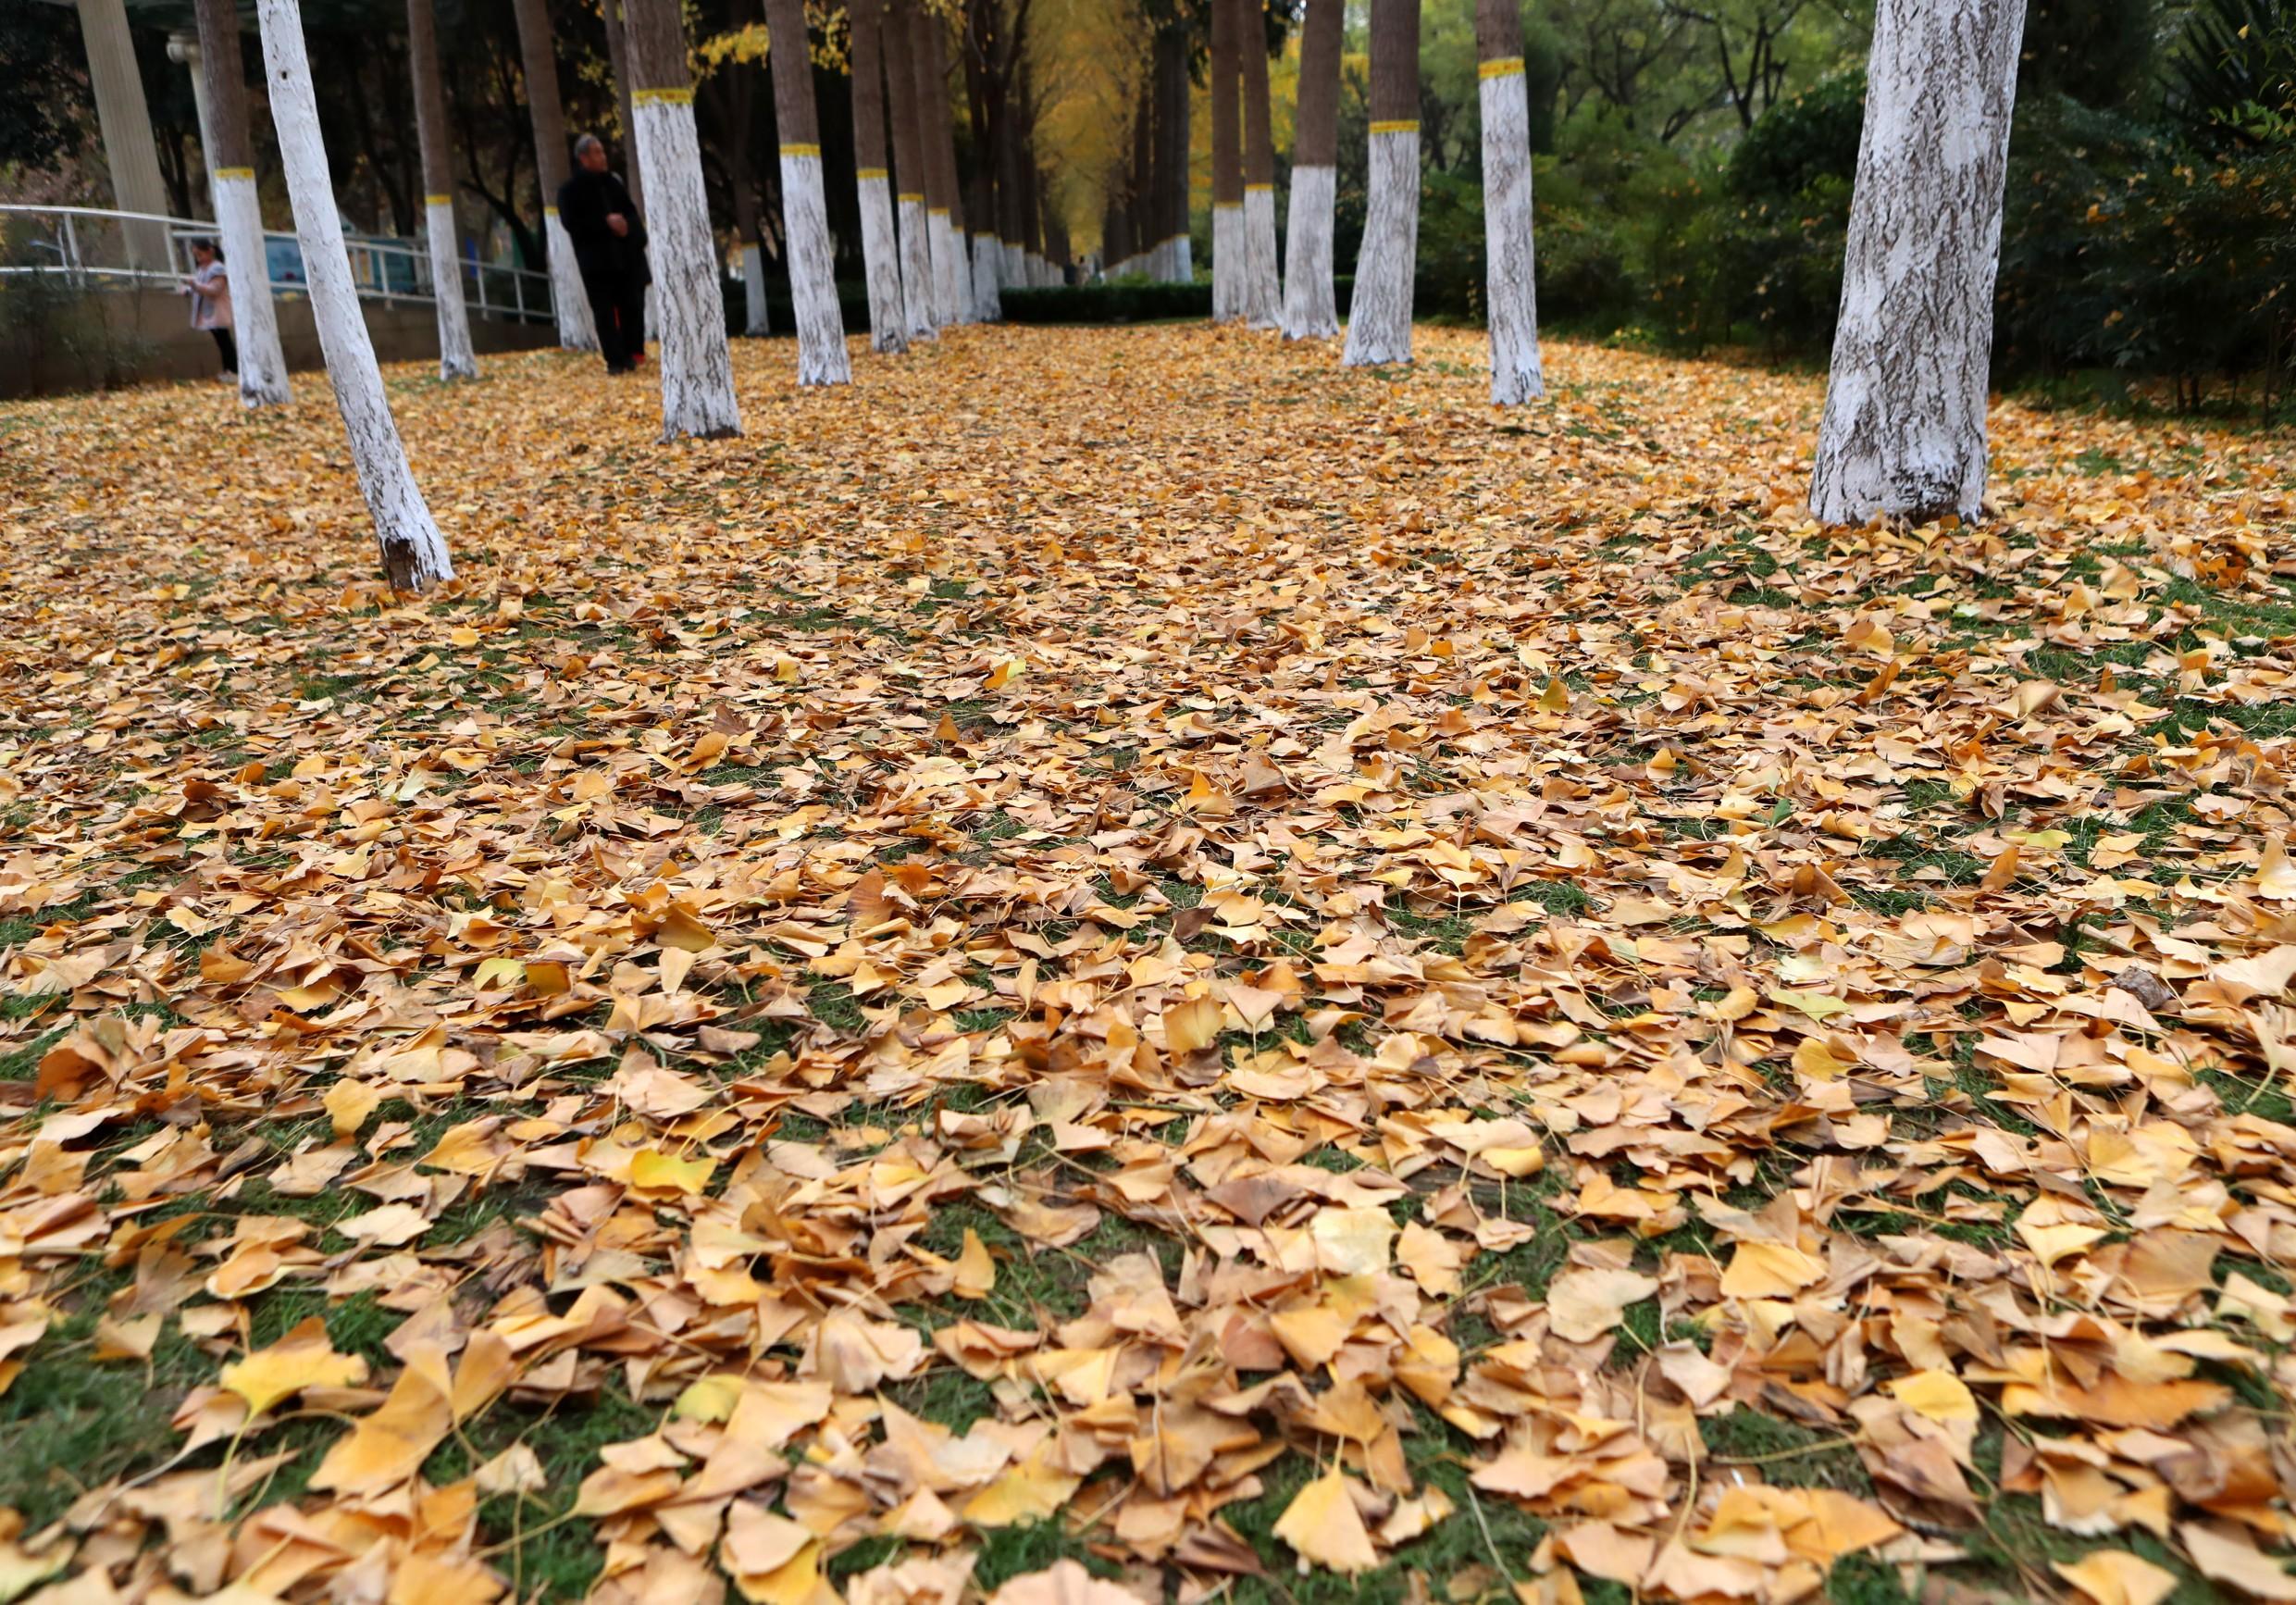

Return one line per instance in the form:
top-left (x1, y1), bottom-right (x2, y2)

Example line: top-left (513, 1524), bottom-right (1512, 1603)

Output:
top-left (913, 9), bottom-right (970, 326)
top-left (1285, 0), bottom-right (1340, 332)
top-left (1121, 64), bottom-right (1152, 276)
top-left (763, 0), bottom-right (851, 381)
top-left (970, 166), bottom-right (1003, 318)
top-left (847, 0), bottom-right (909, 353)
top-left (1810, 0), bottom-right (2025, 525)
top-left (254, 0), bottom-right (453, 590)
top-left (885, 0), bottom-right (938, 339)
top-left (1341, 0), bottom-right (1420, 366)
top-left (406, 0), bottom-right (478, 379)
top-left (192, 0), bottom-right (292, 405)
top-left (1477, 0), bottom-right (1541, 401)
top-left (1155, 24), bottom-right (1191, 282)
top-left (622, 0), bottom-right (743, 437)
top-left (1240, 0), bottom-right (1279, 327)
top-left (1210, 0), bottom-right (1242, 317)
top-left (509, 0), bottom-right (601, 351)
top-left (728, 56), bottom-right (772, 337)
top-left (998, 88), bottom-right (1026, 288)
top-left (602, 0), bottom-right (644, 205)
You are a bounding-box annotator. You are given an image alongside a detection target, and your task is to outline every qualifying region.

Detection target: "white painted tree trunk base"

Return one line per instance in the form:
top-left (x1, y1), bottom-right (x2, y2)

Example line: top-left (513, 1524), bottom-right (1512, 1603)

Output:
top-left (898, 197), bottom-right (937, 340)
top-left (927, 211), bottom-right (965, 327)
top-left (1244, 185), bottom-right (1279, 329)
top-left (1173, 235), bottom-right (1193, 285)
top-left (971, 231), bottom-right (1001, 321)
top-left (214, 170), bottom-right (291, 405)
top-left (1001, 240), bottom-right (1024, 290)
top-left (1344, 128), bottom-right (1419, 367)
top-left (1280, 167), bottom-right (1337, 339)
top-left (857, 172), bottom-right (908, 354)
top-left (543, 208), bottom-right (600, 352)
top-left (1810, 0), bottom-right (2025, 525)
top-left (254, 0), bottom-right (451, 589)
top-left (1480, 68), bottom-right (1543, 404)
top-left (1212, 204), bottom-right (1242, 320)
top-left (780, 150), bottom-right (852, 384)
top-left (741, 243), bottom-right (771, 336)
top-left (632, 95), bottom-right (742, 438)
top-left (424, 199), bottom-right (478, 379)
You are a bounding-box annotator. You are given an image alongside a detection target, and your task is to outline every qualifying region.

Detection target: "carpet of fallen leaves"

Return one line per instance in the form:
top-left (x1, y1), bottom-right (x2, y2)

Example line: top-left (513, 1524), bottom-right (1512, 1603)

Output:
top-left (3, 325), bottom-right (2296, 1605)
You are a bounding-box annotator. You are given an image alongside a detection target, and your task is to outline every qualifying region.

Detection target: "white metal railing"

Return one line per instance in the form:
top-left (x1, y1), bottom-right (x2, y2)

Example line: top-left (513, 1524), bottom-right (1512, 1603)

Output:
top-left (0, 202), bottom-right (553, 325)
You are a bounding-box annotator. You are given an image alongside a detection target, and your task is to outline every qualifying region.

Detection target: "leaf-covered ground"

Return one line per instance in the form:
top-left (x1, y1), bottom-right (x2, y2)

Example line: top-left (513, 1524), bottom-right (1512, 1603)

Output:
top-left (3, 326), bottom-right (2295, 1605)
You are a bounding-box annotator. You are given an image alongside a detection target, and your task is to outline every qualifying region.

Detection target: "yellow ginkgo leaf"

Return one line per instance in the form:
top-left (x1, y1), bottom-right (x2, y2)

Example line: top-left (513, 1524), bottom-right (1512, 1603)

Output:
top-left (954, 1226), bottom-right (997, 1300)
top-left (1272, 1468), bottom-right (1380, 1574)
top-left (218, 1317), bottom-right (369, 1419)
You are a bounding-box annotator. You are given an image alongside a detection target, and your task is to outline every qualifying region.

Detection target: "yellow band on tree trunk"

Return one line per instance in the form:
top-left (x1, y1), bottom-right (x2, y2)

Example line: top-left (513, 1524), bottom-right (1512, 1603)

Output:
top-left (899, 193), bottom-right (925, 203)
top-left (1369, 119), bottom-right (1419, 134)
top-left (1478, 56), bottom-right (1524, 78)
top-left (781, 143), bottom-right (820, 158)
top-left (857, 167), bottom-right (888, 180)
top-left (1245, 181), bottom-right (1273, 192)
top-left (631, 86), bottom-right (692, 106)
top-left (214, 166), bottom-right (255, 180)
top-left (424, 193), bottom-right (451, 206)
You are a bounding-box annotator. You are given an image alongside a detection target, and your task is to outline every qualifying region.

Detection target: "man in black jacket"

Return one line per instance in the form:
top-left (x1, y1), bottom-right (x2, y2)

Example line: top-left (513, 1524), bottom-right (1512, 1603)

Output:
top-left (558, 134), bottom-right (650, 372)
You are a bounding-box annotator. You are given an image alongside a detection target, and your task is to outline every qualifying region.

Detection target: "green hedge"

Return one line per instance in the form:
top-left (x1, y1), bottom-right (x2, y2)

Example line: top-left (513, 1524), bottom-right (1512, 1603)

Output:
top-left (999, 279), bottom-right (1358, 325)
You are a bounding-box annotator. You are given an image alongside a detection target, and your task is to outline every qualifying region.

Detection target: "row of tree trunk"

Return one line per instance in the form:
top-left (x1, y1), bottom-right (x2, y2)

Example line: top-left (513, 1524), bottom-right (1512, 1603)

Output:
top-left (191, 0), bottom-right (2029, 591)
top-left (1168, 0), bottom-right (2019, 529)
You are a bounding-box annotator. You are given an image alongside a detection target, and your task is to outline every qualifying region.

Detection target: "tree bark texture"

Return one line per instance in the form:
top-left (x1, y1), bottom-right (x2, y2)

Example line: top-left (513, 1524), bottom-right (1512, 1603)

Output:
top-left (848, 0), bottom-right (909, 352)
top-left (1341, 0), bottom-right (1420, 366)
top-left (602, 0), bottom-right (644, 205)
top-left (406, 0), bottom-right (478, 379)
top-left (1241, 0), bottom-right (1278, 327)
top-left (1281, 0), bottom-right (1343, 335)
top-left (510, 0), bottom-right (601, 350)
top-left (1810, 0), bottom-right (2026, 525)
top-left (885, 0), bottom-right (938, 339)
top-left (1210, 0), bottom-right (1241, 317)
top-left (624, 0), bottom-right (744, 437)
top-left (763, 0), bottom-right (852, 380)
top-left (910, 6), bottom-right (968, 326)
top-left (254, 0), bottom-right (453, 591)
top-left (1477, 0), bottom-right (1541, 402)
top-left (193, 0), bottom-right (292, 404)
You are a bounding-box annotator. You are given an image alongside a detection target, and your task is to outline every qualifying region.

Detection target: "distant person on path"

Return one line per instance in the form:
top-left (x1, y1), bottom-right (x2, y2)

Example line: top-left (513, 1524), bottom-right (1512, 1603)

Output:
top-left (557, 134), bottom-right (649, 373)
top-left (182, 239), bottom-right (236, 382)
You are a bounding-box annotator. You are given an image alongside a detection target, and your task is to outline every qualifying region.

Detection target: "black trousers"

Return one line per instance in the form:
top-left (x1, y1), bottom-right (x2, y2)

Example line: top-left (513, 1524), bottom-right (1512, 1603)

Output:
top-left (580, 264), bottom-right (646, 370)
top-left (209, 327), bottom-right (238, 372)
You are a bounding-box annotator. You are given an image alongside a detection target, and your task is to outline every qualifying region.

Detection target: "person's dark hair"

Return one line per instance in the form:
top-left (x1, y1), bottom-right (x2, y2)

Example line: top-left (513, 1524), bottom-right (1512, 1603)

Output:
top-left (574, 133), bottom-right (602, 157)
top-left (192, 237), bottom-right (222, 261)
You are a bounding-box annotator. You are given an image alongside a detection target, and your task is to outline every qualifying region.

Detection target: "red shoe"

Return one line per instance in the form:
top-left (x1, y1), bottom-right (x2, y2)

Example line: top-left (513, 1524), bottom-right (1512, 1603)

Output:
top-left (632, 351), bottom-right (647, 366)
